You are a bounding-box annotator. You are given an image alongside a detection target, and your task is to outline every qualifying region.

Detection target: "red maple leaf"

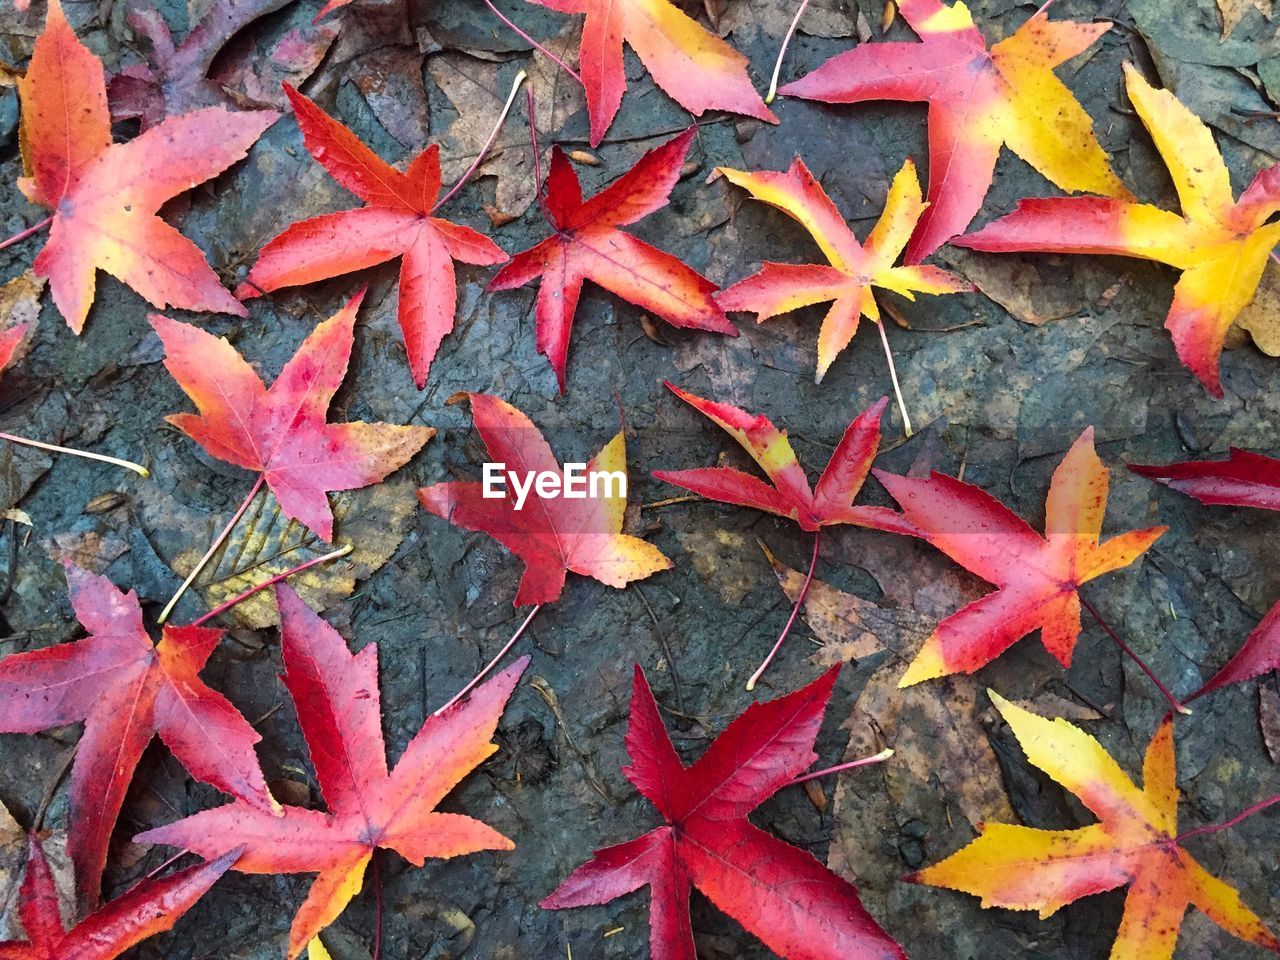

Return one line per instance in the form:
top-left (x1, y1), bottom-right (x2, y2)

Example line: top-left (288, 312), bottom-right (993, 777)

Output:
top-left (653, 383), bottom-right (918, 536)
top-left (0, 564), bottom-right (272, 907)
top-left (524, 0), bottom-right (777, 145)
top-left (488, 130), bottom-right (736, 391)
top-left (137, 585), bottom-right (528, 958)
top-left (1131, 449), bottom-right (1280, 699)
top-left (1193, 600), bottom-right (1280, 701)
top-left (0, 325), bottom-right (28, 375)
top-left (543, 664), bottom-right (906, 960)
top-left (1130, 448), bottom-right (1280, 511)
top-left (237, 85), bottom-right (508, 388)
top-left (418, 392), bottom-right (671, 606)
top-left (652, 384), bottom-right (920, 688)
top-left (874, 428), bottom-right (1166, 686)
top-left (153, 291), bottom-right (436, 541)
top-left (18, 0), bottom-right (277, 332)
top-left (778, 0), bottom-right (1126, 262)
top-left (0, 834), bottom-right (237, 960)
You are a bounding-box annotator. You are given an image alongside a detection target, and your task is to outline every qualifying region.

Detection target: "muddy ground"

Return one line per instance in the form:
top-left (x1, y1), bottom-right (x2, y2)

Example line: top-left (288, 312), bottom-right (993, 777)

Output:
top-left (0, 0), bottom-right (1278, 957)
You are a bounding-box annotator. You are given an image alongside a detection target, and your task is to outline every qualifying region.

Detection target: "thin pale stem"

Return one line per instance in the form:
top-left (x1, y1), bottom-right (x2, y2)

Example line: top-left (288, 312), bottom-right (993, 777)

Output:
top-left (0, 216), bottom-right (52, 252)
top-left (1079, 594), bottom-right (1190, 716)
top-left (187, 545), bottom-right (353, 628)
top-left (747, 530), bottom-right (820, 692)
top-left (433, 69), bottom-right (529, 213)
top-left (765, 0), bottom-right (810, 104)
top-left (0, 432), bottom-right (149, 476)
top-left (145, 851), bottom-right (189, 880)
top-left (482, 0), bottom-right (583, 85)
top-left (527, 87), bottom-right (557, 231)
top-left (434, 604), bottom-right (542, 716)
top-left (159, 475), bottom-right (265, 624)
top-left (876, 320), bottom-right (913, 437)
top-left (1177, 792), bottom-right (1280, 843)
top-left (789, 748), bottom-right (894, 787)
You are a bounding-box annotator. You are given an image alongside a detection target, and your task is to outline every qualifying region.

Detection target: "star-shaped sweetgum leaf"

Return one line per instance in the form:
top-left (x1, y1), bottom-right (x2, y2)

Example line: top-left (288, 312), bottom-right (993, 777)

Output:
top-left (137, 585), bottom-right (528, 958)
top-left (238, 85), bottom-right (508, 388)
top-left (543, 664), bottom-right (906, 960)
top-left (875, 428), bottom-right (1165, 686)
top-left (780, 0), bottom-right (1127, 262)
top-left (954, 65), bottom-right (1280, 397)
top-left (418, 392), bottom-right (671, 606)
top-left (17, 0), bottom-right (277, 332)
top-left (654, 383), bottom-right (919, 537)
top-left (0, 564), bottom-right (272, 907)
top-left (153, 291), bottom-right (435, 542)
top-left (488, 130), bottom-right (736, 392)
top-left (525, 0), bottom-right (777, 145)
top-left (0, 834), bottom-right (237, 960)
top-left (914, 694), bottom-right (1279, 960)
top-left (716, 158), bottom-right (971, 381)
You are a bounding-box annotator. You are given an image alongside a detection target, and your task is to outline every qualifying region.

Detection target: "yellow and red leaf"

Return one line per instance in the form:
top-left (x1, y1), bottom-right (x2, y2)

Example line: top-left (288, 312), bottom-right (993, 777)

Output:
top-left (912, 694), bottom-right (1279, 960)
top-left (955, 65), bottom-right (1280, 397)
top-left (525, 0), bottom-right (776, 145)
top-left (875, 428), bottom-right (1165, 685)
top-left (780, 0), bottom-right (1126, 262)
top-left (417, 393), bottom-right (671, 606)
top-left (716, 157), bottom-right (971, 380)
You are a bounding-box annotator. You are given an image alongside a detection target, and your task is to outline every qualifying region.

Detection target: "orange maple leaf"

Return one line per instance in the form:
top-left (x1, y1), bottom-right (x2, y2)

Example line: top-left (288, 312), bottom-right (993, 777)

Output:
top-left (17, 0), bottom-right (277, 332)
top-left (526, 0), bottom-right (777, 145)
top-left (237, 86), bottom-right (507, 389)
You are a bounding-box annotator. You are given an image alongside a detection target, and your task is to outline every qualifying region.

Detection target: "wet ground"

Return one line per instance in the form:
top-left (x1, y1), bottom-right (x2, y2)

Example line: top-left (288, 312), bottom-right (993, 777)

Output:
top-left (0, 0), bottom-right (1278, 958)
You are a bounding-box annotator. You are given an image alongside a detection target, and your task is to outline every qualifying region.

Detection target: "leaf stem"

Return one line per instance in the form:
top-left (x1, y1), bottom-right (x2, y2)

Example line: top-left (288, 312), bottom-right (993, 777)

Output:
top-left (187, 544), bottom-right (353, 628)
top-left (433, 603), bottom-right (542, 716)
top-left (481, 0), bottom-right (583, 86)
top-left (0, 216), bottom-right (52, 252)
top-left (433, 69), bottom-right (529, 213)
top-left (876, 319), bottom-right (913, 437)
top-left (526, 86), bottom-right (557, 231)
top-left (788, 747), bottom-right (894, 786)
top-left (159, 475), bottom-right (265, 624)
top-left (0, 432), bottom-right (150, 476)
top-left (1177, 792), bottom-right (1280, 843)
top-left (1079, 593), bottom-right (1190, 715)
top-left (747, 530), bottom-right (820, 692)
top-left (372, 852), bottom-right (383, 960)
top-left (765, 0), bottom-right (810, 104)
